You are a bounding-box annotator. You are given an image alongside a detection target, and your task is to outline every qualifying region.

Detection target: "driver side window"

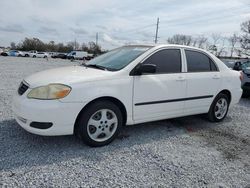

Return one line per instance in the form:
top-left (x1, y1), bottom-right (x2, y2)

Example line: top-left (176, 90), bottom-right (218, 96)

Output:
top-left (142, 49), bottom-right (182, 74)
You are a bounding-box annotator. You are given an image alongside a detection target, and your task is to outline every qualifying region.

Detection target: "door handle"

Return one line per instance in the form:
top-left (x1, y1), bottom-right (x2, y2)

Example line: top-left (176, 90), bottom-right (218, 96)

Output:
top-left (176, 76), bottom-right (186, 81)
top-left (212, 75), bottom-right (220, 79)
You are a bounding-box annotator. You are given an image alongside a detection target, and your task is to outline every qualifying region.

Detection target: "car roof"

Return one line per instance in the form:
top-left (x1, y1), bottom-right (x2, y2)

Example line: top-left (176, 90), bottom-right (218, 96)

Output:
top-left (124, 44), bottom-right (208, 50)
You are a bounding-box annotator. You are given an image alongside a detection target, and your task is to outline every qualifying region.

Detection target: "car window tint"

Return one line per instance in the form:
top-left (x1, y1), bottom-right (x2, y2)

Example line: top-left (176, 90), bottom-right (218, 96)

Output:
top-left (185, 50), bottom-right (217, 72)
top-left (142, 49), bottom-right (181, 73)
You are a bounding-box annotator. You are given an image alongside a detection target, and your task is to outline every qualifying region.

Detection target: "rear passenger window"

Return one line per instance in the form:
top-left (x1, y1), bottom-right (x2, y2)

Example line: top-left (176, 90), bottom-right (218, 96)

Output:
top-left (185, 50), bottom-right (217, 72)
top-left (143, 49), bottom-right (181, 73)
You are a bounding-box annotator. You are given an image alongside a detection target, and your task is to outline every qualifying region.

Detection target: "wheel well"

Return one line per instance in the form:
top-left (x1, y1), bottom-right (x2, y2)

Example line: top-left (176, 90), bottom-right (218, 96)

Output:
top-left (74, 97), bottom-right (127, 135)
top-left (219, 90), bottom-right (231, 103)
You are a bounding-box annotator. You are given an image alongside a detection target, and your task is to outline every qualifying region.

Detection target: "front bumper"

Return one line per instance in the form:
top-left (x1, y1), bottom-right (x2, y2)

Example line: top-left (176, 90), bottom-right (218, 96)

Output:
top-left (12, 93), bottom-right (85, 136)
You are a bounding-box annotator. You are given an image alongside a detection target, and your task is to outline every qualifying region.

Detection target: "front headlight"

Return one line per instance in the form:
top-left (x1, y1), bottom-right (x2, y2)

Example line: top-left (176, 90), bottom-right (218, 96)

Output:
top-left (27, 84), bottom-right (71, 100)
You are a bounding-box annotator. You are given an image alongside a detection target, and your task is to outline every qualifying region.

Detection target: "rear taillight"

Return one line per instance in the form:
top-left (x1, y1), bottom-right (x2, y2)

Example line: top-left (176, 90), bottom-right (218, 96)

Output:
top-left (239, 71), bottom-right (243, 81)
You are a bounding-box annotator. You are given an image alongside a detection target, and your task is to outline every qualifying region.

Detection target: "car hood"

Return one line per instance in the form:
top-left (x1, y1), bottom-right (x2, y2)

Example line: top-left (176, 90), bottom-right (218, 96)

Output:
top-left (24, 65), bottom-right (113, 88)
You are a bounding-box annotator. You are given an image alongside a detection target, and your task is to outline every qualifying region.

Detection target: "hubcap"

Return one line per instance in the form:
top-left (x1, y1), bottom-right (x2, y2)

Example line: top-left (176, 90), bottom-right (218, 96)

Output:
top-left (87, 109), bottom-right (118, 142)
top-left (214, 98), bottom-right (228, 120)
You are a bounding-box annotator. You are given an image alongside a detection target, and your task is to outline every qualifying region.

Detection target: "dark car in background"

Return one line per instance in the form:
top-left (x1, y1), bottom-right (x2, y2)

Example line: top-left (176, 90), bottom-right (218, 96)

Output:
top-left (51, 53), bottom-right (67, 59)
top-left (226, 60), bottom-right (250, 97)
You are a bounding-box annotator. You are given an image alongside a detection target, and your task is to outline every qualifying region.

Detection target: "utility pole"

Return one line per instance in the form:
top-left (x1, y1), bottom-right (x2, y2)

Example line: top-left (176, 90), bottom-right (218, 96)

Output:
top-left (74, 38), bottom-right (77, 50)
top-left (96, 32), bottom-right (99, 46)
top-left (154, 17), bottom-right (159, 44)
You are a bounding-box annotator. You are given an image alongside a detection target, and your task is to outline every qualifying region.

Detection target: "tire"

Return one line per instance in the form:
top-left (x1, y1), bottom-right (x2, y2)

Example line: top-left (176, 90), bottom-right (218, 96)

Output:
top-left (18, 54), bottom-right (22, 57)
top-left (33, 55), bottom-right (36, 58)
top-left (44, 56), bottom-right (47, 58)
top-left (207, 93), bottom-right (229, 122)
top-left (25, 54), bottom-right (29, 57)
top-left (76, 100), bottom-right (123, 147)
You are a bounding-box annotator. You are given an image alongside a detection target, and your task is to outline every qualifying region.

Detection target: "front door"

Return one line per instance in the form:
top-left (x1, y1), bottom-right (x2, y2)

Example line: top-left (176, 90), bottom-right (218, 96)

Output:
top-left (133, 48), bottom-right (187, 123)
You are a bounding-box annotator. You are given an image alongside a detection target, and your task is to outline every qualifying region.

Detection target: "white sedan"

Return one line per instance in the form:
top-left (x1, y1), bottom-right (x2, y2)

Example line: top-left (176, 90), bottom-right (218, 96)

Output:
top-left (35, 52), bottom-right (49, 58)
top-left (12, 44), bottom-right (242, 146)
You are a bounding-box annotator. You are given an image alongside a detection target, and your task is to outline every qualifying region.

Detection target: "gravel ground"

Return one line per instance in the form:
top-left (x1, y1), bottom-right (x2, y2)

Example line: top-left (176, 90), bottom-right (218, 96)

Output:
top-left (0, 56), bottom-right (250, 188)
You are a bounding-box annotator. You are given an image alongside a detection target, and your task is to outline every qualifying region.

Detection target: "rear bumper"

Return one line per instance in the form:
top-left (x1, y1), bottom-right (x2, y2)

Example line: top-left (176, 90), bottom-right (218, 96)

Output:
top-left (230, 88), bottom-right (242, 107)
top-left (12, 93), bottom-right (85, 136)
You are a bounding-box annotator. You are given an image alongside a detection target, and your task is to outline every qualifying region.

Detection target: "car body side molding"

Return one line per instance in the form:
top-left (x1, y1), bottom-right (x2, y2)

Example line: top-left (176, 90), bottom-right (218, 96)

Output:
top-left (134, 95), bottom-right (214, 106)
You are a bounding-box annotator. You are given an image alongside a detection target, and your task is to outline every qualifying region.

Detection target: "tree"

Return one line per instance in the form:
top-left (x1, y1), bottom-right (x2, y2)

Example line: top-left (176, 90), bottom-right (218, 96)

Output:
top-left (240, 20), bottom-right (250, 56)
top-left (209, 34), bottom-right (226, 56)
top-left (195, 35), bottom-right (208, 49)
top-left (167, 34), bottom-right (193, 46)
top-left (10, 42), bottom-right (16, 50)
top-left (228, 33), bottom-right (239, 57)
top-left (88, 41), bottom-right (102, 55)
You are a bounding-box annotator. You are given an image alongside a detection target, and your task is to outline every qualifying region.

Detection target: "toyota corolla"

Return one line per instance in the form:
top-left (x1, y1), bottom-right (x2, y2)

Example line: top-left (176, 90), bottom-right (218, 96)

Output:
top-left (12, 45), bottom-right (242, 146)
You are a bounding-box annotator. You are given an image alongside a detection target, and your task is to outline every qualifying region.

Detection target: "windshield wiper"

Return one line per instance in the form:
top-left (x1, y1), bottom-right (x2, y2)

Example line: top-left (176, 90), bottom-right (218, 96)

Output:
top-left (84, 64), bottom-right (107, 70)
top-left (83, 64), bottom-right (117, 71)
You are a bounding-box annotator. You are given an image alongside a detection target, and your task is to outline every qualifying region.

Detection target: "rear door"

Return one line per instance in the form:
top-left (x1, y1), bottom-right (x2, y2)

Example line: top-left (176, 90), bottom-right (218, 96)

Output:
top-left (133, 48), bottom-right (187, 123)
top-left (183, 49), bottom-right (221, 115)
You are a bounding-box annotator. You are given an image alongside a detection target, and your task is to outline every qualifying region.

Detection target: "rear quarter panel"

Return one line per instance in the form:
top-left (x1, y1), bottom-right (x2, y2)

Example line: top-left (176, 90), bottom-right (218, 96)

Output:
top-left (220, 69), bottom-right (242, 106)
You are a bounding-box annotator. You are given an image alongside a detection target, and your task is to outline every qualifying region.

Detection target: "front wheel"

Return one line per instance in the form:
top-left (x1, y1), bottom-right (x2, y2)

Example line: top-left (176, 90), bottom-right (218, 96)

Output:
top-left (76, 101), bottom-right (123, 147)
top-left (207, 93), bottom-right (229, 122)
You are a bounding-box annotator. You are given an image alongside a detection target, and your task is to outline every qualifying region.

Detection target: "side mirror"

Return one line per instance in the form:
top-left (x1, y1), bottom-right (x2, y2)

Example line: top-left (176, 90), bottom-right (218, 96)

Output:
top-left (134, 64), bottom-right (156, 75)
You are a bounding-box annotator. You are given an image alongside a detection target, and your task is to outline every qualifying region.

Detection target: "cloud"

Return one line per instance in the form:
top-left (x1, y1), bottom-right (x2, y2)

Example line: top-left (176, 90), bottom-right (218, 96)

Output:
top-left (38, 27), bottom-right (58, 35)
top-left (0, 0), bottom-right (249, 49)
top-left (0, 24), bottom-right (24, 33)
top-left (70, 28), bottom-right (88, 35)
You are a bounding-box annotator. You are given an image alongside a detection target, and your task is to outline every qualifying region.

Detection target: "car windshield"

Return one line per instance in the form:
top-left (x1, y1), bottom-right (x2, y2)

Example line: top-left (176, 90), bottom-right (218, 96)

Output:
top-left (84, 46), bottom-right (151, 71)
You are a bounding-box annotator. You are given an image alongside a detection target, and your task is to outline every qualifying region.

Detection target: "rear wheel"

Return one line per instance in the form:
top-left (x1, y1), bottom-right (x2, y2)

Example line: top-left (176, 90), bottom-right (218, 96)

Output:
top-left (76, 100), bottom-right (123, 147)
top-left (207, 93), bottom-right (229, 122)
top-left (33, 55), bottom-right (36, 58)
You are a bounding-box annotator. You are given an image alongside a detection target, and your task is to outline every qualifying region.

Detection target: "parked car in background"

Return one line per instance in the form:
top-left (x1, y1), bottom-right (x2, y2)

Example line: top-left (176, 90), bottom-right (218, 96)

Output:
top-left (35, 52), bottom-right (49, 58)
top-left (51, 53), bottom-right (67, 59)
top-left (225, 60), bottom-right (250, 98)
top-left (67, 51), bottom-right (88, 60)
top-left (85, 54), bottom-right (94, 60)
top-left (23, 50), bottom-right (38, 57)
top-left (234, 61), bottom-right (250, 97)
top-left (13, 44), bottom-right (242, 147)
top-left (1, 52), bottom-right (8, 56)
top-left (6, 50), bottom-right (25, 57)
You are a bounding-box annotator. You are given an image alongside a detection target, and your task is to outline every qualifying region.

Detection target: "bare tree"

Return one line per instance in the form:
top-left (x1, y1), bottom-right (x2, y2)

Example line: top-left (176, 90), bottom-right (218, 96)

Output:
top-left (228, 33), bottom-right (239, 57)
top-left (167, 34), bottom-right (193, 46)
top-left (195, 35), bottom-right (208, 49)
top-left (240, 20), bottom-right (250, 56)
top-left (209, 34), bottom-right (227, 56)
top-left (216, 37), bottom-right (226, 57)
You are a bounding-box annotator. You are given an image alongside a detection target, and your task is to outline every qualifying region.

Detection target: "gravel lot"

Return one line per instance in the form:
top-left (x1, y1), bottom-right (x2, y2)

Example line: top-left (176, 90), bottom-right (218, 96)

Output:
top-left (0, 57), bottom-right (250, 187)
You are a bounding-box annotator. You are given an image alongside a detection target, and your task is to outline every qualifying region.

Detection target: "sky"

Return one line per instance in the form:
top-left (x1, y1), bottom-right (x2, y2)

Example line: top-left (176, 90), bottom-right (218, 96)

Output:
top-left (0, 0), bottom-right (250, 50)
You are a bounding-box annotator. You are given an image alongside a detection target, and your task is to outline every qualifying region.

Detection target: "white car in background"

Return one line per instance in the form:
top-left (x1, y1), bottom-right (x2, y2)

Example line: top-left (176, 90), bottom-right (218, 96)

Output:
top-left (35, 52), bottom-right (49, 58)
top-left (67, 51), bottom-right (88, 60)
top-left (23, 50), bottom-right (38, 57)
top-left (13, 44), bottom-right (242, 147)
